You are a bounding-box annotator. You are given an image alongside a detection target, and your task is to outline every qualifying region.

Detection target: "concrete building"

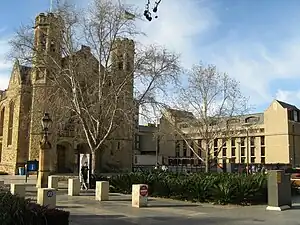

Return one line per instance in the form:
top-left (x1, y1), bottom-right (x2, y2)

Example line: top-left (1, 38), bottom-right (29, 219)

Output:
top-left (159, 100), bottom-right (300, 171)
top-left (133, 124), bottom-right (162, 166)
top-left (0, 12), bottom-right (134, 174)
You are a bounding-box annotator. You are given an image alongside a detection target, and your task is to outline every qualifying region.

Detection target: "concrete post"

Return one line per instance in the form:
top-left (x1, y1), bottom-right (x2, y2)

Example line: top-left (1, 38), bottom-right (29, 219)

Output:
top-left (132, 184), bottom-right (148, 208)
top-left (95, 181), bottom-right (109, 201)
top-left (36, 140), bottom-right (51, 188)
top-left (68, 178), bottom-right (80, 196)
top-left (10, 184), bottom-right (26, 198)
top-left (37, 188), bottom-right (56, 209)
top-left (48, 176), bottom-right (59, 189)
top-left (266, 170), bottom-right (292, 211)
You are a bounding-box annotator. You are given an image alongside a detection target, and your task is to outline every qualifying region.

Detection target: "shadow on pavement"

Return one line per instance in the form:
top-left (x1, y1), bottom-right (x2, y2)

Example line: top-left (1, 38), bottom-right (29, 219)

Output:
top-left (70, 214), bottom-right (244, 225)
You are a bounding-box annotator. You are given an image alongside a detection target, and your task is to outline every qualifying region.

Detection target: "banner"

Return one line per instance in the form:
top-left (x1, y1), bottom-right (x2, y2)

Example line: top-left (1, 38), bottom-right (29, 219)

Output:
top-left (79, 154), bottom-right (90, 184)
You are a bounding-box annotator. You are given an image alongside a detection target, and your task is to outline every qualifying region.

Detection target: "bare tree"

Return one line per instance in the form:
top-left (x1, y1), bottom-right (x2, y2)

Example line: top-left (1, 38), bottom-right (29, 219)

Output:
top-left (160, 63), bottom-right (250, 172)
top-left (8, 0), bottom-right (181, 173)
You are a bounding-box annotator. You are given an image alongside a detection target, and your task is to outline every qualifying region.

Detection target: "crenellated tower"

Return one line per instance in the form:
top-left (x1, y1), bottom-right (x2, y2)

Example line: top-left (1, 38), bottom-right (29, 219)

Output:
top-left (28, 12), bottom-right (63, 161)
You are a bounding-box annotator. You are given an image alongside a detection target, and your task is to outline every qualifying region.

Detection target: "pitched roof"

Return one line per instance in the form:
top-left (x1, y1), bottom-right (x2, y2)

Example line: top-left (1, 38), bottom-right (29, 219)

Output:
top-left (276, 100), bottom-right (298, 110)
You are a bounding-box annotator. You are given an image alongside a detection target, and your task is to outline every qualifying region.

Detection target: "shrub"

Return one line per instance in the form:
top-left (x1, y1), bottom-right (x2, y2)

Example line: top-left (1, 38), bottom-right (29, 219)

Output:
top-left (0, 191), bottom-right (69, 225)
top-left (106, 172), bottom-right (268, 205)
top-left (0, 171), bottom-right (8, 175)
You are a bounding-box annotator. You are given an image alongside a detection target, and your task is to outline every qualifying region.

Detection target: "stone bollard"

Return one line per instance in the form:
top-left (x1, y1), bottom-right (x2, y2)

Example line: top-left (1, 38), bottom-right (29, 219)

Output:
top-left (10, 184), bottom-right (26, 198)
top-left (266, 170), bottom-right (292, 211)
top-left (37, 188), bottom-right (56, 209)
top-left (48, 176), bottom-right (59, 189)
top-left (0, 181), bottom-right (4, 186)
top-left (95, 181), bottom-right (109, 201)
top-left (68, 178), bottom-right (80, 196)
top-left (132, 184), bottom-right (148, 208)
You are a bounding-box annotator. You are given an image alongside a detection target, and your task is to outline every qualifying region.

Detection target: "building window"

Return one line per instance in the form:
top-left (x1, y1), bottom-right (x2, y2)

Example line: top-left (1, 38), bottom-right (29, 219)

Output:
top-left (294, 110), bottom-right (299, 122)
top-left (117, 141), bottom-right (120, 150)
top-left (251, 157), bottom-right (255, 163)
top-left (197, 139), bottom-right (202, 157)
top-left (183, 141), bottom-right (187, 157)
top-left (261, 157), bottom-right (265, 164)
top-left (222, 148), bottom-right (227, 157)
top-left (261, 147), bottom-right (265, 156)
top-left (241, 157), bottom-right (246, 163)
top-left (250, 137), bottom-right (255, 146)
top-left (214, 139), bottom-right (218, 147)
top-left (231, 147), bottom-right (236, 157)
top-left (0, 107), bottom-right (4, 136)
top-left (241, 147), bottom-right (245, 156)
top-left (7, 101), bottom-right (14, 146)
top-left (190, 141), bottom-right (194, 157)
top-left (250, 147), bottom-right (255, 156)
top-left (241, 137), bottom-right (245, 146)
top-left (245, 116), bottom-right (259, 124)
top-left (175, 140), bottom-right (180, 157)
top-left (231, 138), bottom-right (235, 147)
top-left (0, 142), bottom-right (2, 162)
top-left (260, 136), bottom-right (265, 146)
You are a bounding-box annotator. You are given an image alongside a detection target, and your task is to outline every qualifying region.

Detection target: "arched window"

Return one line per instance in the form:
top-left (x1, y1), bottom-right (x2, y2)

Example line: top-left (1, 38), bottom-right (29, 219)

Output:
top-left (245, 116), bottom-right (259, 124)
top-left (0, 107), bottom-right (4, 136)
top-left (7, 101), bottom-right (14, 146)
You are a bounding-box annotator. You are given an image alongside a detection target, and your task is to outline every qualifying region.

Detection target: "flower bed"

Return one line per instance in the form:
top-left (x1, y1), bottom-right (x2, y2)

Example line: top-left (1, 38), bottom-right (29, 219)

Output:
top-left (0, 191), bottom-right (69, 225)
top-left (106, 172), bottom-right (268, 205)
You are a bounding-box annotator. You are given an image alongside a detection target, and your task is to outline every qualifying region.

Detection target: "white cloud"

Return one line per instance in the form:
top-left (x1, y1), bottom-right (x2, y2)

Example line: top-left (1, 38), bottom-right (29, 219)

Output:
top-left (275, 89), bottom-right (300, 105)
top-left (126, 0), bottom-right (219, 68)
top-left (0, 31), bottom-right (12, 91)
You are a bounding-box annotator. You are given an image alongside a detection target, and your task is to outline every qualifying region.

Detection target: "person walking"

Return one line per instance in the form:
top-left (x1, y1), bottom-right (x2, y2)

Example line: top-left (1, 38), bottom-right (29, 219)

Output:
top-left (80, 162), bottom-right (89, 190)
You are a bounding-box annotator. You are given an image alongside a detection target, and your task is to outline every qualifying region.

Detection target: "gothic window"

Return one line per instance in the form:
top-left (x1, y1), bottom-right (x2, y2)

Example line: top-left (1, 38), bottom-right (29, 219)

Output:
top-left (7, 101), bottom-right (14, 146)
top-left (50, 40), bottom-right (55, 52)
top-left (40, 32), bottom-right (47, 50)
top-left (0, 107), bottom-right (4, 136)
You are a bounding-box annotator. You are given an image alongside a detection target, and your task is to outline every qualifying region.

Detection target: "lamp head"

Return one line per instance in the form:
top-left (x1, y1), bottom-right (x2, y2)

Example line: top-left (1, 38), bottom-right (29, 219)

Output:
top-left (41, 113), bottom-right (52, 130)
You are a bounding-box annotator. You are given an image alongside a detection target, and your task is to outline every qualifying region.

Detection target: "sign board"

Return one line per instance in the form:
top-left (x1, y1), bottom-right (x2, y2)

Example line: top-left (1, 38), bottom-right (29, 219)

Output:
top-left (79, 154), bottom-right (91, 185)
top-left (47, 190), bottom-right (54, 198)
top-left (140, 185), bottom-right (148, 197)
top-left (27, 160), bottom-right (39, 172)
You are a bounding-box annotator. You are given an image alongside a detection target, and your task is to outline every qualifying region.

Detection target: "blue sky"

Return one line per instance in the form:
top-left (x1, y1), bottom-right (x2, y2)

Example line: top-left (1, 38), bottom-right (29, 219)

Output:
top-left (1, 0), bottom-right (300, 112)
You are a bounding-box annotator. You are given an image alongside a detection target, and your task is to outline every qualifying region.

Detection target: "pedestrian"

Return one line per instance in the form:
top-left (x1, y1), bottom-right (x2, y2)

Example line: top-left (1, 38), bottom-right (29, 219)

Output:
top-left (80, 162), bottom-right (89, 190)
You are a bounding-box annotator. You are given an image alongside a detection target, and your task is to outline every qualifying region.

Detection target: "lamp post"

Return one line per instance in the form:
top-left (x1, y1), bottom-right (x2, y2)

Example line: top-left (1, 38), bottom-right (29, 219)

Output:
top-left (36, 113), bottom-right (52, 188)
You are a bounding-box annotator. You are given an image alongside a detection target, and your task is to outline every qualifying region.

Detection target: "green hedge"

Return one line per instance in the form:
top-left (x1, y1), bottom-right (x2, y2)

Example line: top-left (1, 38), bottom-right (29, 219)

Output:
top-left (107, 172), bottom-right (268, 205)
top-left (0, 191), bottom-right (69, 225)
top-left (0, 171), bottom-right (8, 175)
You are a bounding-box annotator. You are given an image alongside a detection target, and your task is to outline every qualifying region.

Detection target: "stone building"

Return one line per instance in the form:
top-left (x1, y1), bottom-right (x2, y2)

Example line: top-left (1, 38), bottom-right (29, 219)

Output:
top-left (159, 100), bottom-right (300, 170)
top-left (0, 12), bottom-right (134, 174)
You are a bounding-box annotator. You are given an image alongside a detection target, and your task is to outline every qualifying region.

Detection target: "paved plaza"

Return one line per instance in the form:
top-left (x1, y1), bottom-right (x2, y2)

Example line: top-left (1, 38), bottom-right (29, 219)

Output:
top-left (1, 175), bottom-right (300, 225)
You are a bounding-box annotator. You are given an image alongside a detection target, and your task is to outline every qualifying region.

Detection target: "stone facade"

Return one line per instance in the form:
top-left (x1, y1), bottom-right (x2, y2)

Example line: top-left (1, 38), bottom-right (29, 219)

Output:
top-left (159, 100), bottom-right (300, 169)
top-left (0, 12), bottom-right (134, 174)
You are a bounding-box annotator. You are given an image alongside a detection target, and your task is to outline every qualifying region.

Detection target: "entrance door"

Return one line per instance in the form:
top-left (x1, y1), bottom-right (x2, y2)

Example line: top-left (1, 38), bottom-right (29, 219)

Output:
top-left (57, 145), bottom-right (66, 173)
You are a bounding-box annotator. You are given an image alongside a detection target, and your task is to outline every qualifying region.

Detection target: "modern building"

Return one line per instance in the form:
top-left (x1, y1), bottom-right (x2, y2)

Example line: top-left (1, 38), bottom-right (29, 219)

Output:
top-left (159, 100), bottom-right (300, 171)
top-left (133, 124), bottom-right (162, 167)
top-left (0, 12), bottom-right (134, 174)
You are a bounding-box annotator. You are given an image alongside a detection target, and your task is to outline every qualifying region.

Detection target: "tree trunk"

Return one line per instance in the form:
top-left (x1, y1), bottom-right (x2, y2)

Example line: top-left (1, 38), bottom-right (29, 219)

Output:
top-left (91, 151), bottom-right (96, 174)
top-left (205, 142), bottom-right (210, 173)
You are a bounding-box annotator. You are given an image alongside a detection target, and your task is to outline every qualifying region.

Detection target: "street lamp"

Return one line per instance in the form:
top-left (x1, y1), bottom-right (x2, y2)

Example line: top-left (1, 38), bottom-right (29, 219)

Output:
top-left (36, 113), bottom-right (53, 188)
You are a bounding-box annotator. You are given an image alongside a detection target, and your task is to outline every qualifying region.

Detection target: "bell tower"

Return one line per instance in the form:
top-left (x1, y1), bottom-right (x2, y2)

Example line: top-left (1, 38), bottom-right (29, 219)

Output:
top-left (28, 12), bottom-right (63, 161)
top-left (110, 38), bottom-right (135, 169)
